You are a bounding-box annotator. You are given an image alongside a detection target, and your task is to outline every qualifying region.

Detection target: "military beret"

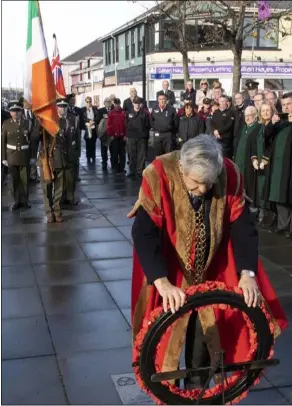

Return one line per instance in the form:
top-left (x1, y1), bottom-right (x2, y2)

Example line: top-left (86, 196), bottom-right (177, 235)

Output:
top-left (56, 98), bottom-right (68, 107)
top-left (66, 93), bottom-right (75, 100)
top-left (246, 80), bottom-right (259, 90)
top-left (8, 101), bottom-right (23, 111)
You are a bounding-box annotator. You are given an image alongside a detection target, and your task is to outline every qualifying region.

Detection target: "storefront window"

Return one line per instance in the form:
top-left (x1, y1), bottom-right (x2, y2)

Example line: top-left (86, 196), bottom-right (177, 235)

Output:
top-left (264, 79), bottom-right (292, 92)
top-left (154, 22), bottom-right (160, 51)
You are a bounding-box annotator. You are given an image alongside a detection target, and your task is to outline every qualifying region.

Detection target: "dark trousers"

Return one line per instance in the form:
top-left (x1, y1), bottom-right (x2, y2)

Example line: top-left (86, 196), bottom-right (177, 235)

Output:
top-left (85, 134), bottom-right (97, 160)
top-left (127, 138), bottom-right (148, 176)
top-left (30, 162), bottom-right (38, 181)
top-left (153, 135), bottom-right (173, 157)
top-left (40, 166), bottom-right (64, 215)
top-left (9, 165), bottom-right (29, 204)
top-left (100, 140), bottom-right (112, 169)
top-left (185, 312), bottom-right (210, 388)
top-left (219, 138), bottom-right (233, 159)
top-left (277, 203), bottom-right (292, 232)
top-left (111, 138), bottom-right (126, 172)
top-left (64, 165), bottom-right (78, 202)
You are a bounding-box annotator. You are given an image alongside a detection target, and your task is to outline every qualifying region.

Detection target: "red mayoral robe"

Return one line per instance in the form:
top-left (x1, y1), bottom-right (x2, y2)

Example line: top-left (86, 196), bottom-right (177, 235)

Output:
top-left (128, 151), bottom-right (288, 375)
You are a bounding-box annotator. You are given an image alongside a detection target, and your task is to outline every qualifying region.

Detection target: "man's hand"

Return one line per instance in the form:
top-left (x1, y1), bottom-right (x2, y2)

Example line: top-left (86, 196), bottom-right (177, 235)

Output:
top-left (252, 159), bottom-right (259, 170)
top-left (238, 274), bottom-right (259, 308)
top-left (2, 160), bottom-right (8, 166)
top-left (154, 277), bottom-right (186, 313)
top-left (214, 130), bottom-right (221, 139)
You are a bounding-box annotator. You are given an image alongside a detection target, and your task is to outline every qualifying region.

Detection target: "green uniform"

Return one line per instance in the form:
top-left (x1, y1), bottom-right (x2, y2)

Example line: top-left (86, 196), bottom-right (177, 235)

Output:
top-left (63, 113), bottom-right (81, 203)
top-left (33, 118), bottom-right (69, 216)
top-left (234, 121), bottom-right (259, 176)
top-left (1, 118), bottom-right (32, 205)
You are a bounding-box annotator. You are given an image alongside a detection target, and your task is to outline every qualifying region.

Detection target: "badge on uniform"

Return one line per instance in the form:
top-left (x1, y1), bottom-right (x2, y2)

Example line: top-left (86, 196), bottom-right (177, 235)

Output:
top-left (155, 132), bottom-right (160, 137)
top-left (129, 114), bottom-right (133, 118)
top-left (165, 111), bottom-right (168, 117)
top-left (154, 110), bottom-right (159, 113)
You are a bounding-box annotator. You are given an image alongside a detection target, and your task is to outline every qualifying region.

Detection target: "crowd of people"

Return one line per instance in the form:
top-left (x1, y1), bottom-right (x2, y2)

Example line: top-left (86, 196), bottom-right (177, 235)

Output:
top-left (1, 78), bottom-right (292, 235)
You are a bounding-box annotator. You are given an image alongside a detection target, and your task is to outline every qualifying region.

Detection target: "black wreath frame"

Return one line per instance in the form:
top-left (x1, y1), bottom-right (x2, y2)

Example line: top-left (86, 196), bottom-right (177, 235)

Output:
top-left (136, 290), bottom-right (277, 405)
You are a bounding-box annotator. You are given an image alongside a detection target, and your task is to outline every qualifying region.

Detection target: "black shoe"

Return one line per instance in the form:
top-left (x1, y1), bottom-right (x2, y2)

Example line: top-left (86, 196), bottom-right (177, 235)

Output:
top-left (285, 232), bottom-right (292, 239)
top-left (77, 177), bottom-right (81, 182)
top-left (62, 199), bottom-right (71, 205)
top-left (12, 202), bottom-right (21, 211)
top-left (22, 201), bottom-right (31, 209)
top-left (102, 166), bottom-right (108, 173)
top-left (269, 227), bottom-right (287, 235)
top-left (68, 200), bottom-right (78, 206)
top-left (127, 173), bottom-right (136, 178)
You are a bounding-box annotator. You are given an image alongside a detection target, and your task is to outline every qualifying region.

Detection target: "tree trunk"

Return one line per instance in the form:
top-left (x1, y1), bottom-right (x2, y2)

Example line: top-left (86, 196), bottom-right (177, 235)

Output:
top-left (182, 50), bottom-right (190, 87)
top-left (232, 49), bottom-right (242, 94)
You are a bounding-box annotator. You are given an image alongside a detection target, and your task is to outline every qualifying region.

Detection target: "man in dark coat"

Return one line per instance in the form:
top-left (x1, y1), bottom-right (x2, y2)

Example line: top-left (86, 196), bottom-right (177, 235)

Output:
top-left (176, 103), bottom-right (205, 148)
top-left (1, 108), bottom-right (11, 185)
top-left (2, 101), bottom-right (33, 210)
top-left (97, 97), bottom-right (114, 172)
top-left (150, 93), bottom-right (178, 157)
top-left (264, 93), bottom-right (292, 238)
top-left (156, 80), bottom-right (175, 106)
top-left (211, 95), bottom-right (235, 158)
top-left (233, 92), bottom-right (246, 152)
top-left (126, 97), bottom-right (150, 178)
top-left (123, 88), bottom-right (147, 113)
top-left (67, 93), bottom-right (84, 180)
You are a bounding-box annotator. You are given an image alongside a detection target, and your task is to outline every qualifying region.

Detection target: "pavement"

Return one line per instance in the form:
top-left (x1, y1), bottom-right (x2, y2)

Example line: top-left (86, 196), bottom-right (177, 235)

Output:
top-left (1, 145), bottom-right (292, 405)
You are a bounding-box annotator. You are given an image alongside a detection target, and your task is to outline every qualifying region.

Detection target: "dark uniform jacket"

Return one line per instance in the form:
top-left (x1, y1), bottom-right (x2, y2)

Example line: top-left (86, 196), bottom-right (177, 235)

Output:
top-left (32, 115), bottom-right (80, 170)
top-left (1, 109), bottom-right (10, 125)
top-left (68, 106), bottom-right (85, 130)
top-left (126, 109), bottom-right (150, 139)
top-left (150, 105), bottom-right (178, 138)
top-left (123, 97), bottom-right (147, 114)
top-left (2, 118), bottom-right (32, 166)
top-left (156, 89), bottom-right (175, 106)
top-left (211, 108), bottom-right (235, 140)
top-left (177, 114), bottom-right (205, 143)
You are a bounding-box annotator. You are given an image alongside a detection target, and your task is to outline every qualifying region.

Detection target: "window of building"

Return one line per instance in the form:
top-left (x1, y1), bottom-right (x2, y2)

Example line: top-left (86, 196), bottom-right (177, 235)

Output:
top-left (125, 32), bottom-right (130, 60)
top-left (131, 29), bottom-right (136, 58)
top-left (116, 36), bottom-right (119, 63)
top-left (108, 40), bottom-right (111, 65)
top-left (88, 71), bottom-right (91, 80)
top-left (79, 62), bottom-right (83, 81)
top-left (243, 17), bottom-right (279, 49)
top-left (154, 22), bottom-right (160, 51)
top-left (137, 26), bottom-right (142, 57)
top-left (87, 59), bottom-right (90, 68)
top-left (112, 39), bottom-right (115, 63)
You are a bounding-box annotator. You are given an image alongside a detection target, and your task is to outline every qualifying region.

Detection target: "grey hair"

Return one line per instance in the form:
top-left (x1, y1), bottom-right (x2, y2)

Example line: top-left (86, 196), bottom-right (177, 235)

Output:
top-left (180, 135), bottom-right (224, 185)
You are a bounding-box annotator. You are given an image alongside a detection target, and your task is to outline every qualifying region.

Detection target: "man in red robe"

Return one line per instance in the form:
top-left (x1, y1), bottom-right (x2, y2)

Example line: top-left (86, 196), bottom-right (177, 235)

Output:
top-left (128, 134), bottom-right (288, 390)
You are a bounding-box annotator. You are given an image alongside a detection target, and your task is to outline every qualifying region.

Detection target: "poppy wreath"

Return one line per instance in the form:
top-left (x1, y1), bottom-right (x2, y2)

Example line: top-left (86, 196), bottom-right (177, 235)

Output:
top-left (133, 281), bottom-right (276, 405)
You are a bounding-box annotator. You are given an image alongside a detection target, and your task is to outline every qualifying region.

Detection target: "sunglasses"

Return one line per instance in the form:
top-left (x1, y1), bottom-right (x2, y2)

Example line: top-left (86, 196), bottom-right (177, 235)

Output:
top-left (86, 100), bottom-right (92, 103)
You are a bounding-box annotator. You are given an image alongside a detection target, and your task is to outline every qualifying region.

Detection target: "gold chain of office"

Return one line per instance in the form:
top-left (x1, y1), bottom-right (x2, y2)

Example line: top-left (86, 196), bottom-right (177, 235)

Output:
top-left (176, 161), bottom-right (207, 285)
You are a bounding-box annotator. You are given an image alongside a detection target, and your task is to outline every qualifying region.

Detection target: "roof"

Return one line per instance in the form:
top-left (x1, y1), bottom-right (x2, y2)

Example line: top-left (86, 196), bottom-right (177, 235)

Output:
top-left (62, 39), bottom-right (103, 62)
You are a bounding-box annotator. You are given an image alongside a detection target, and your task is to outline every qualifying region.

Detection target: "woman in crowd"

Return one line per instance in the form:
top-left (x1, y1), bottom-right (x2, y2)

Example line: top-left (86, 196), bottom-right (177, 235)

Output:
top-left (176, 103), bottom-right (205, 149)
top-left (198, 97), bottom-right (212, 122)
top-left (249, 102), bottom-right (276, 226)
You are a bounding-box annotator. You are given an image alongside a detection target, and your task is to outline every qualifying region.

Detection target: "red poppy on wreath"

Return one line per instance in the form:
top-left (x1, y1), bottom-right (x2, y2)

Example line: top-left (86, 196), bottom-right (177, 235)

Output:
top-left (133, 281), bottom-right (276, 405)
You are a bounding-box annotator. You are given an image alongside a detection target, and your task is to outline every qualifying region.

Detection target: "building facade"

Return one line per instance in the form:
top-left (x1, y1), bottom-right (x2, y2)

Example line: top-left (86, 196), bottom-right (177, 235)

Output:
top-left (99, 3), bottom-right (292, 104)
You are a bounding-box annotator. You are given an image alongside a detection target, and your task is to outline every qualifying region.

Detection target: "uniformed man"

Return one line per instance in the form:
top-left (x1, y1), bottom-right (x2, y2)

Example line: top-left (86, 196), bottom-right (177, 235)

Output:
top-left (244, 80), bottom-right (259, 107)
top-left (63, 99), bottom-right (81, 205)
top-left (20, 97), bottom-right (39, 183)
top-left (1, 107), bottom-right (11, 186)
top-left (32, 98), bottom-right (71, 223)
top-left (150, 93), bottom-right (178, 157)
top-left (1, 101), bottom-right (33, 210)
top-left (67, 93), bottom-right (84, 181)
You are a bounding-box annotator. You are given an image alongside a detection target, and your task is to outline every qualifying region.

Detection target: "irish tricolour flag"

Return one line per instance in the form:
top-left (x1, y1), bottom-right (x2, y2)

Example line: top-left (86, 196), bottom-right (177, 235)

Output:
top-left (24, 0), bottom-right (59, 136)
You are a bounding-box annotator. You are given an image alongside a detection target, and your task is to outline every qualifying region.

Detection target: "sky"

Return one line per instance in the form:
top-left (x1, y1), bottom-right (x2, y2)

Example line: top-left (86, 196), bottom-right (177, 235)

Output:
top-left (1, 0), bottom-right (154, 88)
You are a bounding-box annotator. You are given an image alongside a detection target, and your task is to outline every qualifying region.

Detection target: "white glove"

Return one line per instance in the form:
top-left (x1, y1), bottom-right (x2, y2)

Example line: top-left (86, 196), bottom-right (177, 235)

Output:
top-left (2, 160), bottom-right (8, 166)
top-left (30, 159), bottom-right (36, 165)
top-left (259, 161), bottom-right (265, 170)
top-left (252, 159), bottom-right (259, 170)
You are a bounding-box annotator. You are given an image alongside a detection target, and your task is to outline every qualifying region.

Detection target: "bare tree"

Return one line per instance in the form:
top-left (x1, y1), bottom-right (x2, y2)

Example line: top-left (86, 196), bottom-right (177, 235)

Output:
top-left (133, 0), bottom-right (292, 92)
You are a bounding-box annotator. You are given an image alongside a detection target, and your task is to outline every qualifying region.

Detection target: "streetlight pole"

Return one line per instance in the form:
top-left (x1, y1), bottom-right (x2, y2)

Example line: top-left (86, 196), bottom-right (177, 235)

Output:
top-left (142, 35), bottom-right (146, 101)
